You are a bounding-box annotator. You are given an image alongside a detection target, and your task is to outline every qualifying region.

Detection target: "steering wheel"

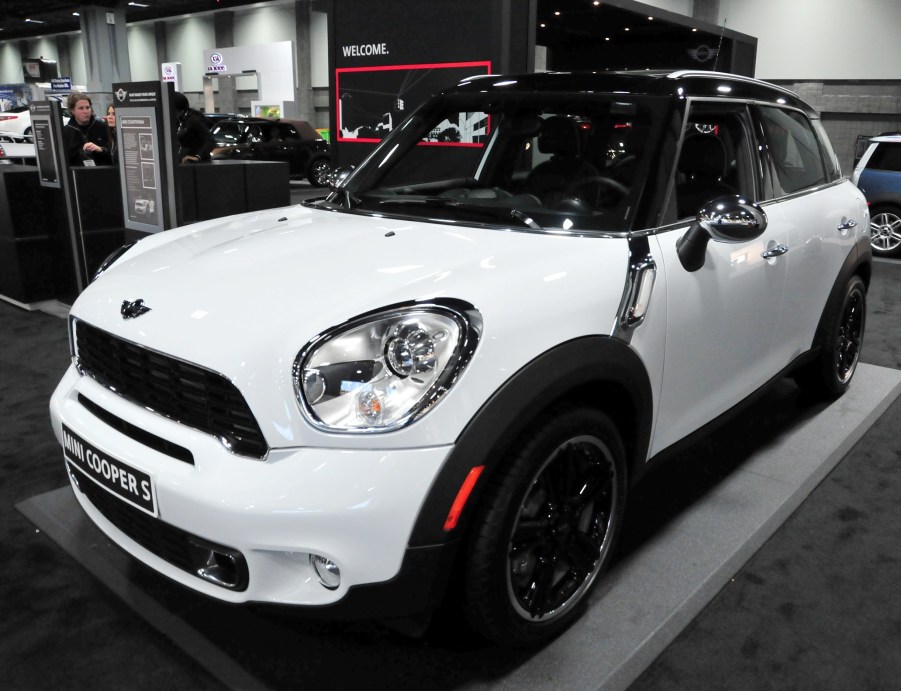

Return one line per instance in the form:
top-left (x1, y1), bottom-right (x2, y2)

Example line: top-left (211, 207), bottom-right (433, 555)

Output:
top-left (561, 176), bottom-right (629, 210)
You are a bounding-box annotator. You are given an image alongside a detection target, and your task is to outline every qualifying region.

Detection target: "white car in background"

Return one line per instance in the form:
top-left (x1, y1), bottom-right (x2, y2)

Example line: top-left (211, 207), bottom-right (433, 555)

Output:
top-left (0, 105), bottom-right (32, 136)
top-left (51, 70), bottom-right (871, 646)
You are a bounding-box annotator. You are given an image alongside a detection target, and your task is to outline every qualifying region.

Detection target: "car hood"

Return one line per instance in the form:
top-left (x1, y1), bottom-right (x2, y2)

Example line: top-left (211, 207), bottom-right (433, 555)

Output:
top-left (71, 202), bottom-right (630, 446)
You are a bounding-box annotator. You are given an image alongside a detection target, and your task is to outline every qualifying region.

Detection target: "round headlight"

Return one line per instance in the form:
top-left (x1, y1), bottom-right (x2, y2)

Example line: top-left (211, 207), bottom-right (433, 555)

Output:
top-left (293, 303), bottom-right (481, 432)
top-left (385, 322), bottom-right (437, 378)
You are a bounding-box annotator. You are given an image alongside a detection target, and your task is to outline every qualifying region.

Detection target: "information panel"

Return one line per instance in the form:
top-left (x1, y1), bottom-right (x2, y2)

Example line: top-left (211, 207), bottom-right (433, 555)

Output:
top-left (119, 108), bottom-right (162, 230)
top-left (30, 101), bottom-right (63, 188)
top-left (112, 81), bottom-right (176, 233)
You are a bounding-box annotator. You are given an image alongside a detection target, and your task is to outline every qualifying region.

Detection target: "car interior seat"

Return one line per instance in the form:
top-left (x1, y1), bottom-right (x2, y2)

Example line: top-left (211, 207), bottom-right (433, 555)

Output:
top-left (526, 115), bottom-right (599, 206)
top-left (676, 133), bottom-right (736, 218)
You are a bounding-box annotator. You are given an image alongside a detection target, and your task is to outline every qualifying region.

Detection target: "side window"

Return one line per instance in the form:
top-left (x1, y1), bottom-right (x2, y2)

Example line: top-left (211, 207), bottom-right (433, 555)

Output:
top-left (247, 125), bottom-right (266, 143)
top-left (212, 122), bottom-right (241, 144)
top-left (278, 124), bottom-right (301, 140)
top-left (866, 142), bottom-right (901, 172)
top-left (674, 104), bottom-right (757, 219)
top-left (758, 106), bottom-right (826, 195)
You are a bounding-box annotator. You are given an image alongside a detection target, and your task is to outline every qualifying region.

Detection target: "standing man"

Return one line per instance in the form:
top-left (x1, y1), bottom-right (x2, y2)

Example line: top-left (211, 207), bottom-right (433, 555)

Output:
top-left (63, 92), bottom-right (114, 166)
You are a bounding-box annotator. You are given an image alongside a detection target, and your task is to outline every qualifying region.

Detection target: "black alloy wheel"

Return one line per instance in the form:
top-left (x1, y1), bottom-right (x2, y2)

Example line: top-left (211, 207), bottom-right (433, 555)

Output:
top-left (869, 207), bottom-right (901, 257)
top-left (308, 157), bottom-right (331, 187)
top-left (462, 406), bottom-right (627, 645)
top-left (795, 274), bottom-right (867, 398)
top-left (834, 279), bottom-right (865, 385)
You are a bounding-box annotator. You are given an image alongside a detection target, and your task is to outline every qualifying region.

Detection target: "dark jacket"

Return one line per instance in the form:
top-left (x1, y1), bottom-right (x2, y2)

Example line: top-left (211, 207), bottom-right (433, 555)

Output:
top-left (63, 118), bottom-right (114, 167)
top-left (176, 108), bottom-right (215, 162)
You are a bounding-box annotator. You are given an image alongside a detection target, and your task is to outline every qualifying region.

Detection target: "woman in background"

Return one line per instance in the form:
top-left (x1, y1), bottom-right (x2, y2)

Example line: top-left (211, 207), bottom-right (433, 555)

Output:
top-left (105, 103), bottom-right (118, 163)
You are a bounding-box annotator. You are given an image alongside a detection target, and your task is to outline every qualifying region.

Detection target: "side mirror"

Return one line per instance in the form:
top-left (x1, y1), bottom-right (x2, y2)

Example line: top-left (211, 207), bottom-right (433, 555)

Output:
top-left (328, 165), bottom-right (355, 192)
top-left (677, 195), bottom-right (768, 272)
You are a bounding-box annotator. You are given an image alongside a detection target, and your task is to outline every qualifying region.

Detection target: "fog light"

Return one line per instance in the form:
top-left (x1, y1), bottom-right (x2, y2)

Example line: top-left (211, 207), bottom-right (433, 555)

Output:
top-left (311, 554), bottom-right (341, 590)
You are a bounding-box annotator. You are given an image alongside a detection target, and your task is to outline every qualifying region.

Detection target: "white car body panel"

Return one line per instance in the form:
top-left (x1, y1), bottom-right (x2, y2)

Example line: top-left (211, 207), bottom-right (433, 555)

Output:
top-left (51, 207), bottom-right (634, 598)
top-left (70, 205), bottom-right (633, 451)
top-left (52, 367), bottom-right (452, 603)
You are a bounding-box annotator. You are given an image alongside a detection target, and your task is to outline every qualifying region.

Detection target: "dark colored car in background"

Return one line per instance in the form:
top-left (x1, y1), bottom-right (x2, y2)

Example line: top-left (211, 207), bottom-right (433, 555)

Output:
top-left (852, 134), bottom-right (901, 257)
top-left (210, 117), bottom-right (331, 186)
top-left (201, 112), bottom-right (243, 130)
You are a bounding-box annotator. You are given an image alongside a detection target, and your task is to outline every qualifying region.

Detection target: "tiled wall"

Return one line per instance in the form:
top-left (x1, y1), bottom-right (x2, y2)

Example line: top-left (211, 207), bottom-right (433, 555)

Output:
top-left (774, 81), bottom-right (901, 174)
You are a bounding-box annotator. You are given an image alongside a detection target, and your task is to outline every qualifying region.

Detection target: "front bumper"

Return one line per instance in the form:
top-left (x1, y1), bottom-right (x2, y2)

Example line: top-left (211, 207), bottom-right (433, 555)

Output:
top-left (50, 364), bottom-right (453, 610)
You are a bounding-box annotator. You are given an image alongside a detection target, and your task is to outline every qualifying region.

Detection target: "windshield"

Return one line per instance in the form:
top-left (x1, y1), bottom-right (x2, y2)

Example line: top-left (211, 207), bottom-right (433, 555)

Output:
top-left (330, 91), bottom-right (663, 232)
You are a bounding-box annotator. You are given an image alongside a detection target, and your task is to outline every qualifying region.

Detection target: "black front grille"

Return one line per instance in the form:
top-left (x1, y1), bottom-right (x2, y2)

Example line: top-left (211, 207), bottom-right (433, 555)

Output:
top-left (74, 319), bottom-right (268, 458)
top-left (71, 464), bottom-right (248, 591)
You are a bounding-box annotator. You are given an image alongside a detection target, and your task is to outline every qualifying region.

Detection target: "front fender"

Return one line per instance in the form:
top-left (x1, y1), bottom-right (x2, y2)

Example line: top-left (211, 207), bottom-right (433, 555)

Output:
top-left (408, 335), bottom-right (653, 547)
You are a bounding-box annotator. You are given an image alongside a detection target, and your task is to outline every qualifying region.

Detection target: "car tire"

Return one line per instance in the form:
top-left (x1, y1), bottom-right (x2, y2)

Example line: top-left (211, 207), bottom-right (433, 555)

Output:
top-left (796, 275), bottom-right (866, 399)
top-left (868, 205), bottom-right (901, 258)
top-left (307, 157), bottom-right (331, 187)
top-left (24, 126), bottom-right (31, 137)
top-left (461, 406), bottom-right (627, 646)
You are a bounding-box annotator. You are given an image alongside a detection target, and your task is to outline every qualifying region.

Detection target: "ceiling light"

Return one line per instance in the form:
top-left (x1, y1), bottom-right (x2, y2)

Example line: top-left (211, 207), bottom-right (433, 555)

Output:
top-left (624, 27), bottom-right (630, 31)
top-left (25, 18), bottom-right (46, 24)
top-left (554, 11), bottom-right (560, 16)
top-left (128, 2), bottom-right (151, 7)
top-left (72, 12), bottom-right (80, 16)
top-left (648, 16), bottom-right (654, 20)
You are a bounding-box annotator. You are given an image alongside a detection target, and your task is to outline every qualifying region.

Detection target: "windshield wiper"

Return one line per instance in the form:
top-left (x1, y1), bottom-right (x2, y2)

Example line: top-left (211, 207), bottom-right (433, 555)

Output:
top-left (377, 197), bottom-right (543, 230)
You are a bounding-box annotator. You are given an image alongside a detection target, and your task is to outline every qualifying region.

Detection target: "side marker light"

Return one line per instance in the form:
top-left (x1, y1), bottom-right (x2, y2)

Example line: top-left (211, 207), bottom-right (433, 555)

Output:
top-left (443, 465), bottom-right (485, 531)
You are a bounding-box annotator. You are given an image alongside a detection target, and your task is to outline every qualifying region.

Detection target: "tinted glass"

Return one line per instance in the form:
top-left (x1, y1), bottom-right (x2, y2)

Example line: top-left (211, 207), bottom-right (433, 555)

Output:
top-left (867, 142), bottom-right (901, 172)
top-left (758, 106), bottom-right (826, 194)
top-left (341, 94), bottom-right (663, 232)
top-left (212, 122), bottom-right (242, 144)
top-left (675, 103), bottom-right (757, 218)
top-left (276, 123), bottom-right (300, 140)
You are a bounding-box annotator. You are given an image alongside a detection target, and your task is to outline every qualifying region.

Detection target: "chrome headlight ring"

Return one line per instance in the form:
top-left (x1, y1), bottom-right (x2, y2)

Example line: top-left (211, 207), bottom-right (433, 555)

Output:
top-left (293, 300), bottom-right (482, 433)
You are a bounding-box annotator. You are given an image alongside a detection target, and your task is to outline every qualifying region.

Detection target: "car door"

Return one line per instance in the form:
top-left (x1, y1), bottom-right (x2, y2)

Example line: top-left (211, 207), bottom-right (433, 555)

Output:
top-left (753, 105), bottom-right (866, 362)
top-left (648, 100), bottom-right (791, 456)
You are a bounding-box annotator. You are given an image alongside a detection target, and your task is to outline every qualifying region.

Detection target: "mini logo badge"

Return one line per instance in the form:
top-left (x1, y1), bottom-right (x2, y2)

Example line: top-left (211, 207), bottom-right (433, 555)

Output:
top-left (115, 88), bottom-right (127, 102)
top-left (121, 299), bottom-right (151, 319)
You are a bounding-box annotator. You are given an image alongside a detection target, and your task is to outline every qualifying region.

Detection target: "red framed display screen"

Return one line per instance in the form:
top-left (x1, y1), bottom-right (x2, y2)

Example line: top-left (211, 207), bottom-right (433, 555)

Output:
top-left (335, 61), bottom-right (491, 145)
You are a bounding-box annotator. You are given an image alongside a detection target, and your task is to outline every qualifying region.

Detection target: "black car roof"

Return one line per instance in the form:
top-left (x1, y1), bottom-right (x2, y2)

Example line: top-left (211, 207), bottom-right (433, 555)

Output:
top-left (444, 69), bottom-right (817, 117)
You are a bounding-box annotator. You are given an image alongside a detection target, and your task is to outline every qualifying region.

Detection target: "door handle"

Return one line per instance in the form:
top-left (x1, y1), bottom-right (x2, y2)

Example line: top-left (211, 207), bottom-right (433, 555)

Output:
top-left (761, 244), bottom-right (788, 259)
top-left (837, 218), bottom-right (857, 234)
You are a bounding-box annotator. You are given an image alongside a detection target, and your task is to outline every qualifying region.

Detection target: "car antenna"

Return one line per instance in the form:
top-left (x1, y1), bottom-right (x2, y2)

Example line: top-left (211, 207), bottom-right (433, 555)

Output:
top-left (713, 18), bottom-right (727, 72)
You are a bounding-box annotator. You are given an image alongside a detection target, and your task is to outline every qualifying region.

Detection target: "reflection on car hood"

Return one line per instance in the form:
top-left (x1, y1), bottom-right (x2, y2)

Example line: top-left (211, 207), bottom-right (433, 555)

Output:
top-left (73, 203), bottom-right (626, 379)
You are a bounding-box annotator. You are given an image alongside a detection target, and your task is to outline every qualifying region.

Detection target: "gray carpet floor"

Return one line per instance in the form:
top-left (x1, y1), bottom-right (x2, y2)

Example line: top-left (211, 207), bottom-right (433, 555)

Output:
top-left (2, 258), bottom-right (899, 690)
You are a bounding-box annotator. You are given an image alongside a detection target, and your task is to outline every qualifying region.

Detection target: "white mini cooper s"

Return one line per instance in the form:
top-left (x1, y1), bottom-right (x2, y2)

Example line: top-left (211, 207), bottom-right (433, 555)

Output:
top-left (51, 70), bottom-right (871, 646)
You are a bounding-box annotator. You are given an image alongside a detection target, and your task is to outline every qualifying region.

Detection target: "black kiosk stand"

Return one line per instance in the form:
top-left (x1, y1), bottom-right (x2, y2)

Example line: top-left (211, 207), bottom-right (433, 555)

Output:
top-left (0, 84), bottom-right (292, 309)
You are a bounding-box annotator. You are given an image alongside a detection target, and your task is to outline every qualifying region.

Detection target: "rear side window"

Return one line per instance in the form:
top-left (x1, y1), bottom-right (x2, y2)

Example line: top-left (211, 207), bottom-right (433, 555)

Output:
top-left (866, 142), bottom-right (901, 172)
top-left (276, 124), bottom-right (301, 140)
top-left (212, 122), bottom-right (242, 144)
top-left (758, 106), bottom-right (826, 195)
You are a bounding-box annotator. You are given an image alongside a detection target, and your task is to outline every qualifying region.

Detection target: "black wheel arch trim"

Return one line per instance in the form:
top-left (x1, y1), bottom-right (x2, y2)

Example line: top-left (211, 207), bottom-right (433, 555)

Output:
top-left (407, 335), bottom-right (653, 548)
top-left (809, 234), bottom-right (871, 357)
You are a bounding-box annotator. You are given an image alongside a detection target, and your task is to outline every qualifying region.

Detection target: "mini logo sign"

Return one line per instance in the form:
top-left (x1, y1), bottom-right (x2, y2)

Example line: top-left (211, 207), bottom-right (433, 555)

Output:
top-left (121, 299), bottom-right (151, 319)
top-left (687, 45), bottom-right (718, 63)
top-left (115, 88), bottom-right (128, 102)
